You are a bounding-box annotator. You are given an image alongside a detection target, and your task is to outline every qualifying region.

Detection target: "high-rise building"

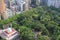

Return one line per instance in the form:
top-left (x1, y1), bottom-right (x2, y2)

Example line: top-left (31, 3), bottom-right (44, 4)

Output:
top-left (40, 0), bottom-right (48, 5)
top-left (47, 0), bottom-right (60, 8)
top-left (23, 0), bottom-right (29, 11)
top-left (30, 0), bottom-right (36, 7)
top-left (0, 0), bottom-right (8, 20)
top-left (4, 0), bottom-right (29, 14)
top-left (36, 0), bottom-right (41, 6)
top-left (10, 0), bottom-right (26, 13)
top-left (30, 0), bottom-right (41, 7)
top-left (4, 0), bottom-right (10, 8)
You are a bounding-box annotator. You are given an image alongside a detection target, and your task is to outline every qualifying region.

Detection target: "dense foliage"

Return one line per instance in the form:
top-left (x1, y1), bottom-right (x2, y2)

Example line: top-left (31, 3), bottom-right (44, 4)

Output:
top-left (16, 6), bottom-right (60, 40)
top-left (0, 6), bottom-right (60, 40)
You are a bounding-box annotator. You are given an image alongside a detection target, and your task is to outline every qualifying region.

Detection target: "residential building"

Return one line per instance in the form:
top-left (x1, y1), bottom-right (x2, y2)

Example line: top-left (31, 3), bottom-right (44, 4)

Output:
top-left (0, 0), bottom-right (13, 30)
top-left (47, 0), bottom-right (60, 8)
top-left (4, 0), bottom-right (29, 14)
top-left (30, 0), bottom-right (41, 7)
top-left (4, 0), bottom-right (10, 8)
top-left (0, 0), bottom-right (8, 20)
top-left (38, 0), bottom-right (60, 8)
top-left (30, 0), bottom-right (36, 7)
top-left (36, 0), bottom-right (41, 6)
top-left (40, 0), bottom-right (48, 5)
top-left (23, 0), bottom-right (29, 11)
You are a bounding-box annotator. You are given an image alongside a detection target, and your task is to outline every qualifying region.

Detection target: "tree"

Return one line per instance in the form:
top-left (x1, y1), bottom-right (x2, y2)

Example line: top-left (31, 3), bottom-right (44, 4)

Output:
top-left (56, 35), bottom-right (60, 40)
top-left (18, 26), bottom-right (35, 40)
top-left (37, 33), bottom-right (50, 40)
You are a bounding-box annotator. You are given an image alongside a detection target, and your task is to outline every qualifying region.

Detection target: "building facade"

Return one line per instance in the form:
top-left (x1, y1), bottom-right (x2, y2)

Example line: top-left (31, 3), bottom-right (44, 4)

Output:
top-left (0, 0), bottom-right (8, 20)
top-left (36, 0), bottom-right (41, 6)
top-left (30, 0), bottom-right (41, 7)
top-left (40, 0), bottom-right (48, 5)
top-left (0, 0), bottom-right (30, 28)
top-left (47, 0), bottom-right (60, 8)
top-left (4, 0), bottom-right (29, 13)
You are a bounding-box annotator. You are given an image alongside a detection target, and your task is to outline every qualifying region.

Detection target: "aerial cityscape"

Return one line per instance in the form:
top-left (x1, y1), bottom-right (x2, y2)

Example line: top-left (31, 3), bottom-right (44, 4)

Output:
top-left (0, 0), bottom-right (60, 40)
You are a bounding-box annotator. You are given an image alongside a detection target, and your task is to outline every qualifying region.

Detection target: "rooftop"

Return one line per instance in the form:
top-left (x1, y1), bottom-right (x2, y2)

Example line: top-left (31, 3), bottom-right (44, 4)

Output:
top-left (0, 28), bottom-right (19, 40)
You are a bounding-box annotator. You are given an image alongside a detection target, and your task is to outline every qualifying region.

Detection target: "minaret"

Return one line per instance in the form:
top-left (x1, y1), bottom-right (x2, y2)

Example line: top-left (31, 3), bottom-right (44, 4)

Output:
top-left (0, 0), bottom-right (8, 20)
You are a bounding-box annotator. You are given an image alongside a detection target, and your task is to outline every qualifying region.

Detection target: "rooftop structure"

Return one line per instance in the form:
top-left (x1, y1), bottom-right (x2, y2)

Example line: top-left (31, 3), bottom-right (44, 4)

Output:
top-left (0, 28), bottom-right (19, 40)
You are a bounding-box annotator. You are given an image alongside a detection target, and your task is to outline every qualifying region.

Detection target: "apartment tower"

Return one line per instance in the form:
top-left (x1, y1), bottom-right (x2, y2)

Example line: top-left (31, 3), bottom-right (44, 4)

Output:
top-left (0, 0), bottom-right (8, 20)
top-left (47, 0), bottom-right (60, 8)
